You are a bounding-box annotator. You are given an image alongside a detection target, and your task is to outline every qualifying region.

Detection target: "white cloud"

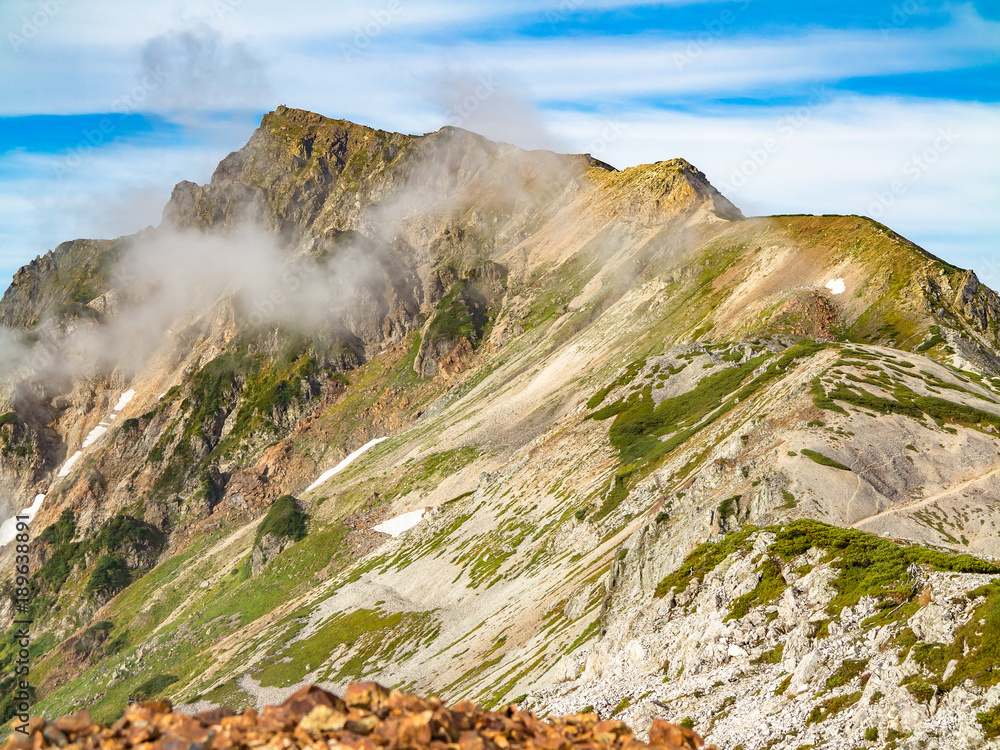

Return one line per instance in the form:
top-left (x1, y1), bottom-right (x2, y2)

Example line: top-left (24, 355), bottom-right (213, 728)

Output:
top-left (0, 140), bottom-right (235, 283)
top-left (546, 96), bottom-right (1000, 275)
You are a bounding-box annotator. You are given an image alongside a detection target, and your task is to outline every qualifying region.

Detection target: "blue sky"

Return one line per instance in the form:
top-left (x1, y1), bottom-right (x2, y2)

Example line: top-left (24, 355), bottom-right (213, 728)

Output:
top-left (0, 0), bottom-right (998, 287)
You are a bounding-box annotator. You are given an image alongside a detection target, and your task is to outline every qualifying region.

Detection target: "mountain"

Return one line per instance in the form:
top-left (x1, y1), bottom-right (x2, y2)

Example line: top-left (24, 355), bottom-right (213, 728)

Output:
top-left (1, 107), bottom-right (1000, 750)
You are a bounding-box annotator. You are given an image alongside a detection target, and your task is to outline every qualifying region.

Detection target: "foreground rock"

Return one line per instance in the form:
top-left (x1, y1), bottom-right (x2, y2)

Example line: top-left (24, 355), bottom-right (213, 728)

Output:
top-left (3, 683), bottom-right (719, 750)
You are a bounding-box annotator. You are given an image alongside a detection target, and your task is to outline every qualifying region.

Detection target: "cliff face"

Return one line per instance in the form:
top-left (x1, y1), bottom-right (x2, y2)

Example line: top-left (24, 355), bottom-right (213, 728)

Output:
top-left (2, 108), bottom-right (1000, 749)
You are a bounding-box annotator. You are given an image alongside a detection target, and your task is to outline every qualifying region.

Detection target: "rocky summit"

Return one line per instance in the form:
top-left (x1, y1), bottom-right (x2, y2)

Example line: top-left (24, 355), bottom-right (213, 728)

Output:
top-left (1, 107), bottom-right (1000, 750)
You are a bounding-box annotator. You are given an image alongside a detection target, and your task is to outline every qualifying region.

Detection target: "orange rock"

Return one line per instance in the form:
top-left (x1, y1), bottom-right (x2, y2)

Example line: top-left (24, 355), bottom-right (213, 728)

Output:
top-left (285, 685), bottom-right (348, 717)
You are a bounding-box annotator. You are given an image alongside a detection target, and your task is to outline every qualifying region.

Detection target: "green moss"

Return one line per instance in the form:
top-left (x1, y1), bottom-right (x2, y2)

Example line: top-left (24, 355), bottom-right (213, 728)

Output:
top-left (754, 643), bottom-right (785, 665)
top-left (655, 527), bottom-right (756, 598)
top-left (255, 495), bottom-right (308, 547)
top-left (85, 556), bottom-right (131, 598)
top-left (806, 691), bottom-right (861, 725)
top-left (825, 659), bottom-right (869, 689)
top-left (978, 703), bottom-right (1000, 739)
top-left (132, 674), bottom-right (178, 701)
top-left (0, 412), bottom-right (17, 428)
top-left (774, 675), bottom-right (792, 695)
top-left (772, 520), bottom-right (999, 615)
top-left (800, 449), bottom-right (851, 471)
top-left (718, 495), bottom-right (740, 520)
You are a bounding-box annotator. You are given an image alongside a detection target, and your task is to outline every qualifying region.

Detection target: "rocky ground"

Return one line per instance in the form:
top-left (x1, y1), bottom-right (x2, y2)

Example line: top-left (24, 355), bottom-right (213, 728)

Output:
top-left (533, 530), bottom-right (1000, 750)
top-left (3, 683), bottom-right (717, 750)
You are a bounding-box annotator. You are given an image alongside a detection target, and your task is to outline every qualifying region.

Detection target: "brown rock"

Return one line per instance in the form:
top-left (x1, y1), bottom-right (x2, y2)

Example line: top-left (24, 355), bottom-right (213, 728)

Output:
top-left (345, 715), bottom-right (379, 735)
top-left (193, 707), bottom-right (235, 727)
top-left (647, 720), bottom-right (704, 750)
top-left (52, 711), bottom-right (92, 736)
top-left (344, 682), bottom-right (391, 711)
top-left (300, 705), bottom-right (348, 734)
top-left (284, 685), bottom-right (348, 718)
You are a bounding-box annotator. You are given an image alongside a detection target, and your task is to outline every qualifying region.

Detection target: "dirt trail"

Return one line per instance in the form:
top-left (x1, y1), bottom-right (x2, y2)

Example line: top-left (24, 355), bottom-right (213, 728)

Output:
top-left (851, 462), bottom-right (1000, 529)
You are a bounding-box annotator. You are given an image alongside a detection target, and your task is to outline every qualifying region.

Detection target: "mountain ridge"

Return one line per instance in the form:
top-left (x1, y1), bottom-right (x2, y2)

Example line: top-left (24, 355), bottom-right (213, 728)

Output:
top-left (1, 107), bottom-right (1000, 749)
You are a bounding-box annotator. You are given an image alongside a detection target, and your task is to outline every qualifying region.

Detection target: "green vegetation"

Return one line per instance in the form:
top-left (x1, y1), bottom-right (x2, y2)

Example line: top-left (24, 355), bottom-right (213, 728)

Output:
top-left (658, 519), bottom-right (1000, 630)
top-left (90, 515), bottom-right (166, 558)
top-left (865, 727), bottom-right (879, 742)
top-left (587, 359), bottom-right (645, 410)
top-left (152, 333), bottom-right (354, 498)
top-left (613, 696), bottom-right (633, 715)
top-left (717, 495), bottom-right (739, 521)
top-left (916, 327), bottom-right (945, 352)
top-left (825, 659), bottom-right (869, 690)
top-left (37, 509), bottom-right (76, 547)
top-left (811, 378), bottom-right (847, 415)
top-left (131, 674), bottom-right (178, 701)
top-left (655, 528), bottom-right (755, 598)
top-left (426, 281), bottom-right (490, 346)
top-left (86, 556), bottom-right (131, 598)
top-left (806, 692), bottom-right (862, 725)
top-left (591, 340), bottom-right (831, 469)
top-left (800, 449), bottom-right (851, 471)
top-left (979, 703), bottom-right (1000, 739)
top-left (727, 557), bottom-right (786, 621)
top-left (904, 679), bottom-right (938, 703)
top-left (771, 520), bottom-right (998, 614)
top-left (679, 717), bottom-right (695, 730)
top-left (255, 495), bottom-right (308, 546)
top-left (754, 643), bottom-right (784, 665)
top-left (255, 608), bottom-right (439, 687)
top-left (774, 675), bottom-right (792, 696)
top-left (904, 581), bottom-right (1000, 690)
top-left (817, 377), bottom-right (1000, 438)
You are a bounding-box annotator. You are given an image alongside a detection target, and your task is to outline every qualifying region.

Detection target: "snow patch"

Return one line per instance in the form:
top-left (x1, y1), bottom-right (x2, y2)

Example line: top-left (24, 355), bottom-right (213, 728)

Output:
top-left (825, 278), bottom-right (846, 295)
top-left (82, 425), bottom-right (108, 449)
top-left (0, 494), bottom-right (46, 547)
top-left (58, 451), bottom-right (83, 478)
top-left (372, 509), bottom-right (425, 537)
top-left (114, 389), bottom-right (136, 412)
top-left (305, 437), bottom-right (389, 493)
